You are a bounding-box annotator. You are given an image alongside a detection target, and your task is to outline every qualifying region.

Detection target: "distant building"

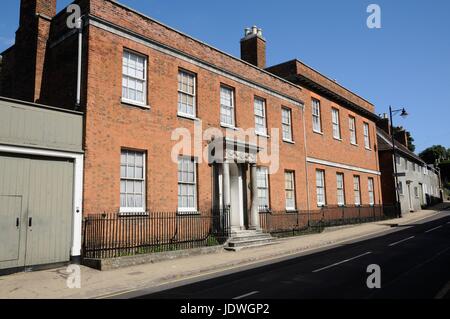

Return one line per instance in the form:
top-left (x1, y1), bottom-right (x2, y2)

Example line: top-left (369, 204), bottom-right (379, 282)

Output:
top-left (377, 118), bottom-right (442, 214)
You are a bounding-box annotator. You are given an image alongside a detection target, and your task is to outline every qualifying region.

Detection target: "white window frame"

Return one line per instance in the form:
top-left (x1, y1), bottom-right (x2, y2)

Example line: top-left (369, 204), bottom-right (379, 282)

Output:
top-left (353, 175), bottom-right (361, 206)
top-left (332, 108), bottom-right (341, 140)
top-left (120, 150), bottom-right (146, 214)
top-left (398, 181), bottom-right (404, 196)
top-left (177, 156), bottom-right (198, 213)
top-left (122, 50), bottom-right (148, 107)
top-left (336, 173), bottom-right (346, 206)
top-left (285, 171), bottom-right (296, 211)
top-left (316, 169), bottom-right (326, 207)
top-left (178, 70), bottom-right (197, 118)
top-left (312, 99), bottom-right (322, 133)
top-left (368, 178), bottom-right (375, 206)
top-left (257, 167), bottom-right (270, 211)
top-left (254, 97), bottom-right (267, 136)
top-left (349, 116), bottom-right (357, 145)
top-left (363, 122), bottom-right (371, 149)
top-left (282, 107), bottom-right (293, 142)
top-left (414, 186), bottom-right (419, 198)
top-left (220, 85), bottom-right (236, 128)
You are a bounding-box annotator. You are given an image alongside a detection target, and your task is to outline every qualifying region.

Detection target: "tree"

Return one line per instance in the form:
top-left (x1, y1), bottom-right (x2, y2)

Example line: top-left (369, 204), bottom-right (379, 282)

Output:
top-left (419, 145), bottom-right (449, 165)
top-left (393, 126), bottom-right (416, 152)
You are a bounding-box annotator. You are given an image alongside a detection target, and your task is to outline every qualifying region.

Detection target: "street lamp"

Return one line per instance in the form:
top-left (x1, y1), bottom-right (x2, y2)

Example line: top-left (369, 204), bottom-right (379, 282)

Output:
top-left (390, 106), bottom-right (408, 218)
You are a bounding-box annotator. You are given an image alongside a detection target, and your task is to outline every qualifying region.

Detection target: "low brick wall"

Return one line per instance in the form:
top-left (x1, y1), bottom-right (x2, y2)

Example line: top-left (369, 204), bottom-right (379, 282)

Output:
top-left (82, 245), bottom-right (225, 271)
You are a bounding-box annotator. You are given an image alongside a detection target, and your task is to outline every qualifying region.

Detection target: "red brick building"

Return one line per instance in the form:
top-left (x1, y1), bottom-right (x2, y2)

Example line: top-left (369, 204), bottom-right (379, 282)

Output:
top-left (1, 0), bottom-right (383, 236)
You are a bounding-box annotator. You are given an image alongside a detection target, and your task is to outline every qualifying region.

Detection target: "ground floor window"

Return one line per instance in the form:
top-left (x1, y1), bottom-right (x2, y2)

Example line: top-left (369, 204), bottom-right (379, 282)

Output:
top-left (120, 150), bottom-right (146, 213)
top-left (257, 167), bottom-right (270, 211)
top-left (336, 173), bottom-right (345, 206)
top-left (353, 175), bottom-right (361, 206)
top-left (368, 177), bottom-right (375, 206)
top-left (178, 156), bottom-right (197, 212)
top-left (285, 171), bottom-right (296, 211)
top-left (316, 169), bottom-right (326, 207)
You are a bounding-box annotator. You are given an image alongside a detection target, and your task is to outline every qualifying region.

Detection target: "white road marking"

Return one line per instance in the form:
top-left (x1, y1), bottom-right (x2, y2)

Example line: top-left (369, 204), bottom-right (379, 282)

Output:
top-left (435, 281), bottom-right (450, 299)
top-left (425, 226), bottom-right (443, 233)
top-left (312, 252), bottom-right (372, 273)
top-left (388, 236), bottom-right (415, 247)
top-left (233, 291), bottom-right (259, 300)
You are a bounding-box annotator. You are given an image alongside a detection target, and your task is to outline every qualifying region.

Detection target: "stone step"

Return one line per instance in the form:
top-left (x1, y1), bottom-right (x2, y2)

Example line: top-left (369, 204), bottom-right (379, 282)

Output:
top-left (224, 241), bottom-right (279, 252)
top-left (229, 234), bottom-right (273, 242)
top-left (227, 237), bottom-right (275, 248)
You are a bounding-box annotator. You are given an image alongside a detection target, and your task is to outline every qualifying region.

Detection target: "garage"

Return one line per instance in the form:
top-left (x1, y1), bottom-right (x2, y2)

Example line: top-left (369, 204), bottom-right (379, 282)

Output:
top-left (0, 97), bottom-right (83, 274)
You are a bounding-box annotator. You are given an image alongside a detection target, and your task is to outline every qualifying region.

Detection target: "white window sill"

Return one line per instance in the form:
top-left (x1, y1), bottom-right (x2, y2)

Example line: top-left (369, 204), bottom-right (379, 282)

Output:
top-left (177, 113), bottom-right (199, 121)
top-left (256, 131), bottom-right (270, 138)
top-left (119, 210), bottom-right (148, 216)
top-left (333, 137), bottom-right (342, 142)
top-left (121, 98), bottom-right (150, 109)
top-left (177, 209), bottom-right (200, 215)
top-left (286, 209), bottom-right (297, 213)
top-left (313, 130), bottom-right (324, 135)
top-left (351, 142), bottom-right (358, 147)
top-left (365, 147), bottom-right (372, 151)
top-left (221, 124), bottom-right (239, 130)
top-left (283, 139), bottom-right (295, 144)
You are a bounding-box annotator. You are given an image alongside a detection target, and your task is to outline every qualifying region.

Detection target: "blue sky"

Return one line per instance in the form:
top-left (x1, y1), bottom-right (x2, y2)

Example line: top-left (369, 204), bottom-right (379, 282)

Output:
top-left (1, 0), bottom-right (449, 153)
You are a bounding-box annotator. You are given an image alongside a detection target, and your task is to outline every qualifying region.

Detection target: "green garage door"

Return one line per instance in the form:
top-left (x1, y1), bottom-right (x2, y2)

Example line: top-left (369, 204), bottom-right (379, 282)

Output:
top-left (0, 154), bottom-right (74, 271)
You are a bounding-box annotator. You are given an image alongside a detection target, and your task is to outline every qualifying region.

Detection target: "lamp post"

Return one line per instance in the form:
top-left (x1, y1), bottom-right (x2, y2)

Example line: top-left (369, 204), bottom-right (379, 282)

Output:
top-left (389, 106), bottom-right (409, 218)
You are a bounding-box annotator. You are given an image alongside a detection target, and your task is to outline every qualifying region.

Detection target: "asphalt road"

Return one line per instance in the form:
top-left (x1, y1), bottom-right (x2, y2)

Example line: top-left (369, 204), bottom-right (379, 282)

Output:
top-left (135, 211), bottom-right (450, 299)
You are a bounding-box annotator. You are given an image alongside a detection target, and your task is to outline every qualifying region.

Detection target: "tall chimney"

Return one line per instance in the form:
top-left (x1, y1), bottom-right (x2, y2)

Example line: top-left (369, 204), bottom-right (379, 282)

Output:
top-left (14, 0), bottom-right (57, 102)
top-left (377, 113), bottom-right (391, 135)
top-left (394, 130), bottom-right (409, 148)
top-left (240, 26), bottom-right (266, 69)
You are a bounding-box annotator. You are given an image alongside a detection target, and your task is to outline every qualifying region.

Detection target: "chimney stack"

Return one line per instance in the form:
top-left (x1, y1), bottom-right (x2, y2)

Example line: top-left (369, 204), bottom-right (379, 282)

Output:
top-left (14, 0), bottom-right (57, 102)
top-left (240, 26), bottom-right (266, 69)
top-left (377, 113), bottom-right (391, 135)
top-left (394, 130), bottom-right (409, 148)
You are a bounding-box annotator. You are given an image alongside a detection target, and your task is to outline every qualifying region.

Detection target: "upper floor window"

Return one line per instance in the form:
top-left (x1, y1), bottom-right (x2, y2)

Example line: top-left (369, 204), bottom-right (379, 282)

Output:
top-left (281, 107), bottom-right (293, 142)
top-left (120, 150), bottom-right (146, 213)
top-left (332, 108), bottom-right (341, 139)
top-left (285, 171), bottom-right (296, 211)
top-left (368, 178), bottom-right (375, 206)
top-left (178, 156), bottom-right (197, 212)
top-left (316, 169), bottom-right (326, 207)
top-left (349, 116), bottom-right (357, 145)
top-left (353, 175), bottom-right (361, 206)
top-left (363, 123), bottom-right (371, 149)
top-left (220, 86), bottom-right (235, 127)
top-left (122, 50), bottom-right (147, 106)
top-left (178, 70), bottom-right (196, 118)
top-left (257, 167), bottom-right (270, 211)
top-left (312, 99), bottom-right (322, 133)
top-left (336, 173), bottom-right (346, 206)
top-left (254, 97), bottom-right (267, 135)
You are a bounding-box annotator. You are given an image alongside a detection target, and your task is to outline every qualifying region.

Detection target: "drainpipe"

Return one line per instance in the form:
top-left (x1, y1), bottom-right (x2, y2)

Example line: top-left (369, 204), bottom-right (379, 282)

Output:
top-left (75, 16), bottom-right (83, 110)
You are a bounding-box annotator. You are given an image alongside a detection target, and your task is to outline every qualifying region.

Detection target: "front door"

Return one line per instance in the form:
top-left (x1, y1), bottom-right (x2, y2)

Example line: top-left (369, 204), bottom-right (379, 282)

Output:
top-left (212, 163), bottom-right (247, 231)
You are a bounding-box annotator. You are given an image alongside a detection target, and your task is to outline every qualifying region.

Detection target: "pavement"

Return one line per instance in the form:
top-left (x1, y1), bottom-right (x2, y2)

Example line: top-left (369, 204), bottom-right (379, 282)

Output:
top-left (0, 203), bottom-right (448, 299)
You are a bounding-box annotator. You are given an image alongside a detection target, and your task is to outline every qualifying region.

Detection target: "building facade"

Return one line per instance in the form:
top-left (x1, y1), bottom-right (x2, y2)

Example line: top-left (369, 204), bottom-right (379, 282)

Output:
top-left (377, 121), bottom-right (442, 215)
top-left (0, 0), bottom-right (385, 264)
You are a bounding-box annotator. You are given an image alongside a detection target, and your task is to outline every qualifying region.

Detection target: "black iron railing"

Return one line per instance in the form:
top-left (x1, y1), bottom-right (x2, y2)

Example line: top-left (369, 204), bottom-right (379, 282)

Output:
top-left (82, 208), bottom-right (230, 259)
top-left (260, 205), bottom-right (397, 237)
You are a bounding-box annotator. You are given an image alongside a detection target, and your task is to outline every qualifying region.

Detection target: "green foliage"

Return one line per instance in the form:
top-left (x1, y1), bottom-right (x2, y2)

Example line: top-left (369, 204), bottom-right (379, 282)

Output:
top-left (419, 145), bottom-right (449, 164)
